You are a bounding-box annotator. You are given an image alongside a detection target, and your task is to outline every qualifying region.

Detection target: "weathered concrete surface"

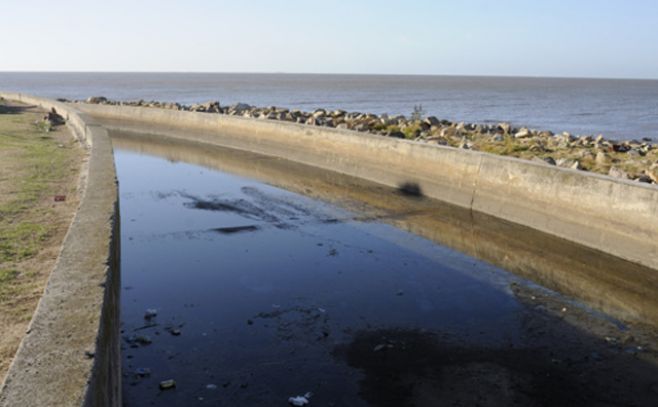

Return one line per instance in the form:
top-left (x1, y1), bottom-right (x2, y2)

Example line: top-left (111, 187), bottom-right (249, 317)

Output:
top-left (79, 103), bottom-right (658, 271)
top-left (0, 94), bottom-right (120, 407)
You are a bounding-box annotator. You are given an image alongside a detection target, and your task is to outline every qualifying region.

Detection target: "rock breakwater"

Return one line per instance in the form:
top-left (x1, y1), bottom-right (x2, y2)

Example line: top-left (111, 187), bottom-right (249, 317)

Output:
top-left (75, 97), bottom-right (658, 184)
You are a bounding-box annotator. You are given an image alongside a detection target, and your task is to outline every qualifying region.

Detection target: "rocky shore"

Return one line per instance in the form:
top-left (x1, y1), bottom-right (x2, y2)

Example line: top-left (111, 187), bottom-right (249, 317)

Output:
top-left (75, 96), bottom-right (658, 184)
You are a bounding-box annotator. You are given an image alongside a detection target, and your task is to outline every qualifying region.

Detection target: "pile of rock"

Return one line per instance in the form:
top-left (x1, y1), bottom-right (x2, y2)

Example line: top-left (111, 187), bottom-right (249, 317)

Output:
top-left (75, 97), bottom-right (658, 184)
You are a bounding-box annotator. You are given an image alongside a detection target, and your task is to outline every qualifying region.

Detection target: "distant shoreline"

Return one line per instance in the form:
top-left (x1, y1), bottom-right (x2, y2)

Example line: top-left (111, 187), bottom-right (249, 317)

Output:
top-left (2, 71), bottom-right (658, 81)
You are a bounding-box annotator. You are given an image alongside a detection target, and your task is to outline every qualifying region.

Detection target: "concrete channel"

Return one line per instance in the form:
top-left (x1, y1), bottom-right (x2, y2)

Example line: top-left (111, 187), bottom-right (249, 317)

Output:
top-left (0, 93), bottom-right (657, 406)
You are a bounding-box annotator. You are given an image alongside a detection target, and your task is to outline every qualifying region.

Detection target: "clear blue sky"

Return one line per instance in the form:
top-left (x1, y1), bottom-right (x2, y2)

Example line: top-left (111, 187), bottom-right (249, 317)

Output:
top-left (1, 0), bottom-right (657, 78)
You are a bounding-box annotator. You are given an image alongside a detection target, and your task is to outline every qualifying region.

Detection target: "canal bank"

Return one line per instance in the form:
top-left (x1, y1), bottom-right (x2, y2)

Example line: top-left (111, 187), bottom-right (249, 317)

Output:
top-left (0, 94), bottom-right (120, 407)
top-left (0, 93), bottom-right (656, 406)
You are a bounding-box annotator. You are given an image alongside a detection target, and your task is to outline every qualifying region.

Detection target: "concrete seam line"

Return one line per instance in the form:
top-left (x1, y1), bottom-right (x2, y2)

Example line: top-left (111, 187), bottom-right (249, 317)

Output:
top-left (470, 153), bottom-right (484, 212)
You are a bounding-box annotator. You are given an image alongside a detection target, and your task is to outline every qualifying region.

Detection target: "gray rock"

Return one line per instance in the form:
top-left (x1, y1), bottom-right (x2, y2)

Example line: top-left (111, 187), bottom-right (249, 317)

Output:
top-left (312, 109), bottom-right (326, 118)
top-left (532, 156), bottom-right (556, 166)
top-left (387, 131), bottom-right (405, 139)
top-left (608, 166), bottom-right (628, 179)
top-left (86, 96), bottom-right (108, 104)
top-left (231, 103), bottom-right (252, 113)
top-left (424, 116), bottom-right (440, 126)
top-left (440, 127), bottom-right (457, 138)
top-left (636, 174), bottom-right (653, 183)
top-left (498, 122), bottom-right (511, 135)
top-left (647, 164), bottom-right (658, 183)
top-left (595, 152), bottom-right (609, 165)
top-left (514, 128), bottom-right (532, 139)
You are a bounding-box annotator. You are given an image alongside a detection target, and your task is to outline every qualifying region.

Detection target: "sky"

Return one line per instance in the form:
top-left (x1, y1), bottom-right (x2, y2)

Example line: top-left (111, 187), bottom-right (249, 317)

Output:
top-left (0, 0), bottom-right (657, 79)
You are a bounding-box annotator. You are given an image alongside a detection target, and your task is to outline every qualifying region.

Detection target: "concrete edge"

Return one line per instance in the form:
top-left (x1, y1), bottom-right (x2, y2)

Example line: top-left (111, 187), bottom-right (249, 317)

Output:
top-left (81, 103), bottom-right (657, 270)
top-left (0, 93), bottom-right (120, 407)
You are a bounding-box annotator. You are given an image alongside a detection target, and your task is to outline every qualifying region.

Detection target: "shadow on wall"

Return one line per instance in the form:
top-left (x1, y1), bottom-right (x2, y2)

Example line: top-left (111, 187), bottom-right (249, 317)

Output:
top-left (397, 182), bottom-right (424, 198)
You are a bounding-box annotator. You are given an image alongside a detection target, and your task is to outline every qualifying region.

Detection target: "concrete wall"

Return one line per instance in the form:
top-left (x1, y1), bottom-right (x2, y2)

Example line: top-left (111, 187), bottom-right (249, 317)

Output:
top-left (112, 132), bottom-right (658, 325)
top-left (78, 103), bottom-right (658, 271)
top-left (0, 94), bottom-right (121, 407)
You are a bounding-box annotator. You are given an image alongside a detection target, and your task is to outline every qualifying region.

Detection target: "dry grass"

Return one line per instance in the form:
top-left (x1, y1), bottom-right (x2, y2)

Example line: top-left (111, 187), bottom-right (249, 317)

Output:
top-left (0, 101), bottom-right (85, 381)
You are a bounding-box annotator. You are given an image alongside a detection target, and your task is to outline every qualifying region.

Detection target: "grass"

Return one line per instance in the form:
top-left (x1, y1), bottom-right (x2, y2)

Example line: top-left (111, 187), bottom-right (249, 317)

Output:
top-left (0, 120), bottom-right (71, 265)
top-left (0, 102), bottom-right (83, 379)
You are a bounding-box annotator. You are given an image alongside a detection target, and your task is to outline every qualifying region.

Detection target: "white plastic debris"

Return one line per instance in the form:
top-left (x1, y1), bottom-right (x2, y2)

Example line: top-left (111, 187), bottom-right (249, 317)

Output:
top-left (288, 392), bottom-right (312, 406)
top-left (144, 308), bottom-right (158, 319)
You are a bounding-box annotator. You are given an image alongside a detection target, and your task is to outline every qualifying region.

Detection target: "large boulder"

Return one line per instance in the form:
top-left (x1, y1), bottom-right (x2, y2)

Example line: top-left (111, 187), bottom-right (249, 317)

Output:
top-left (498, 122), bottom-right (511, 135)
top-left (424, 116), bottom-right (440, 126)
top-left (514, 128), bottom-right (532, 139)
top-left (86, 96), bottom-right (108, 104)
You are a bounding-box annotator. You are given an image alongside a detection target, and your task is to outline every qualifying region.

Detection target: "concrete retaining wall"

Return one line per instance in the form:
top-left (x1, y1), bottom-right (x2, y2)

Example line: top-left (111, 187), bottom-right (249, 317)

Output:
top-left (78, 103), bottom-right (658, 271)
top-left (0, 94), bottom-right (120, 407)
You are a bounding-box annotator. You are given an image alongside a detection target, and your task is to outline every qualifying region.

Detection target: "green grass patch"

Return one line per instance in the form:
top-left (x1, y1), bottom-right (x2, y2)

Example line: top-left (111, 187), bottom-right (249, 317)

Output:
top-left (0, 223), bottom-right (49, 263)
top-left (0, 269), bottom-right (19, 284)
top-left (0, 110), bottom-right (71, 265)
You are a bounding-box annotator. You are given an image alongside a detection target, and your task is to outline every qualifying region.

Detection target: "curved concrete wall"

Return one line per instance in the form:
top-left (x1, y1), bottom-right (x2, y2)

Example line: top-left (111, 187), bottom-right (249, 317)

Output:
top-left (0, 94), bottom-right (120, 407)
top-left (78, 103), bottom-right (658, 271)
top-left (112, 132), bottom-right (658, 325)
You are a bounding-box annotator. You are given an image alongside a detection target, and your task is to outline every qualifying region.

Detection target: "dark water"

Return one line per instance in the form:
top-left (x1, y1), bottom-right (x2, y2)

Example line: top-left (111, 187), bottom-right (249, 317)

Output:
top-left (116, 149), bottom-right (521, 405)
top-left (3, 72), bottom-right (658, 140)
top-left (114, 137), bottom-right (658, 406)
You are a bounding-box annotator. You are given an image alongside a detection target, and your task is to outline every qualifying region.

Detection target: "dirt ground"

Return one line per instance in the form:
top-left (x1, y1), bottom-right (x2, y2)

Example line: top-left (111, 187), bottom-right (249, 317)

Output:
top-left (0, 100), bottom-right (85, 381)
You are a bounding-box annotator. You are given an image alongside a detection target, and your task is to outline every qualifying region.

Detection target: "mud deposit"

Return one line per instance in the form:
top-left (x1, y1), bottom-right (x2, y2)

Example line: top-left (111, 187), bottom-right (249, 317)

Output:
top-left (114, 145), bottom-right (658, 406)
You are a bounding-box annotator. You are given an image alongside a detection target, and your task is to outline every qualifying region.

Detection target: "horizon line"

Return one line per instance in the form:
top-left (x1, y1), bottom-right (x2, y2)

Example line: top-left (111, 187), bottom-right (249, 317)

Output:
top-left (1, 70), bottom-right (656, 81)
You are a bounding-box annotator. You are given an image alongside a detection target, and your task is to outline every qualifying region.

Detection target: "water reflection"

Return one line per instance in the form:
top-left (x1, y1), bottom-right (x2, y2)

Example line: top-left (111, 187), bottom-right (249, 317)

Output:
top-left (113, 132), bottom-right (658, 326)
top-left (113, 131), bottom-right (658, 406)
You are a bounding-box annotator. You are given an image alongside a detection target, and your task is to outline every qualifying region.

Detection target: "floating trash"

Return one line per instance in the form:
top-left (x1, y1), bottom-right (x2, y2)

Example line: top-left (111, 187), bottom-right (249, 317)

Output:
top-left (144, 308), bottom-right (158, 320)
top-left (126, 334), bottom-right (152, 346)
top-left (159, 379), bottom-right (176, 390)
top-left (288, 392), bottom-right (312, 406)
top-left (135, 367), bottom-right (151, 377)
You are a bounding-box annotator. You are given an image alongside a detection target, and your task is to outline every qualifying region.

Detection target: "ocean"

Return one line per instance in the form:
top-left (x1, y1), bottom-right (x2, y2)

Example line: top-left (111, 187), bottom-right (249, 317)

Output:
top-left (1, 72), bottom-right (657, 141)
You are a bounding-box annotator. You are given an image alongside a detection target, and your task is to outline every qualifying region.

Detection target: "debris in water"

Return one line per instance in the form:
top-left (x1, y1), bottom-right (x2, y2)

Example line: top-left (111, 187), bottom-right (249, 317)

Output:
top-left (170, 328), bottom-right (181, 336)
top-left (396, 290), bottom-right (404, 296)
top-left (373, 343), bottom-right (394, 352)
top-left (211, 225), bottom-right (260, 234)
top-left (159, 379), bottom-right (176, 390)
top-left (126, 334), bottom-right (152, 346)
top-left (144, 308), bottom-right (158, 320)
top-left (135, 367), bottom-right (151, 377)
top-left (206, 383), bottom-right (217, 390)
top-left (288, 392), bottom-right (312, 406)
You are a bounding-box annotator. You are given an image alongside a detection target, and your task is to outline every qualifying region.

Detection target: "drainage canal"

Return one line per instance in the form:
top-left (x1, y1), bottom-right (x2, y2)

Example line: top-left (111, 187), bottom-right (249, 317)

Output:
top-left (113, 132), bottom-right (658, 406)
